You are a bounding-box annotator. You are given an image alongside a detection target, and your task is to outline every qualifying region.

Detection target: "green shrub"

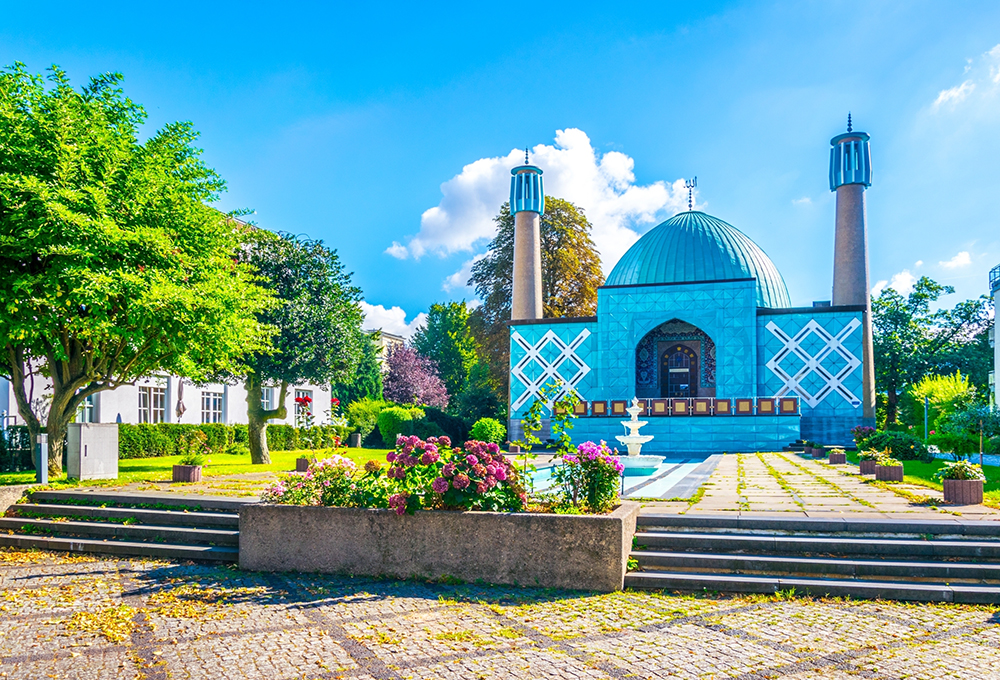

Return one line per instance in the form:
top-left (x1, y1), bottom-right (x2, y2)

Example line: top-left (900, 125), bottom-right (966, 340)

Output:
top-left (934, 459), bottom-right (986, 481)
top-left (225, 442), bottom-right (250, 456)
top-left (233, 424), bottom-right (248, 443)
top-left (377, 406), bottom-right (414, 446)
top-left (423, 407), bottom-right (470, 444)
top-left (346, 397), bottom-right (386, 440)
top-left (413, 419), bottom-right (446, 440)
top-left (408, 406), bottom-right (426, 421)
top-left (865, 431), bottom-right (932, 463)
top-left (470, 417), bottom-right (506, 445)
top-left (927, 432), bottom-right (977, 456)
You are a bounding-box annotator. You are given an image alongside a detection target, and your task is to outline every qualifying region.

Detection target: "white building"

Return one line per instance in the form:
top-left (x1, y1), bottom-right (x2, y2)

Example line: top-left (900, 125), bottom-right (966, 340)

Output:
top-left (991, 264), bottom-right (999, 406)
top-left (0, 375), bottom-right (332, 428)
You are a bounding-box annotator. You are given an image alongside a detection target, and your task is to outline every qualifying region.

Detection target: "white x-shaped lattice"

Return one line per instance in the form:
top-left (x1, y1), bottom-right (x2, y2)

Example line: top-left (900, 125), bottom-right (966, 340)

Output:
top-left (765, 318), bottom-right (862, 408)
top-left (510, 329), bottom-right (591, 411)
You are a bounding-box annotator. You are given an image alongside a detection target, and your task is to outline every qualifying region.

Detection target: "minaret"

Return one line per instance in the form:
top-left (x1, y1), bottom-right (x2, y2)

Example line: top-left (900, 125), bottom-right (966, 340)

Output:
top-left (829, 114), bottom-right (876, 422)
top-left (510, 150), bottom-right (544, 320)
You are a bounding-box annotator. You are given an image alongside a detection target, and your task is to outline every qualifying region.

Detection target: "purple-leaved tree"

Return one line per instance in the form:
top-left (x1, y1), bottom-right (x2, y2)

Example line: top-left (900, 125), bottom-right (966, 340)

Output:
top-left (383, 345), bottom-right (449, 408)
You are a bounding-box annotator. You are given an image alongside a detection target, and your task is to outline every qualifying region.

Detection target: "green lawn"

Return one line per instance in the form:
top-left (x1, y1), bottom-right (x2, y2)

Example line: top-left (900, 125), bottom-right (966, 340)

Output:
top-left (0, 447), bottom-right (393, 488)
top-left (846, 451), bottom-right (1000, 506)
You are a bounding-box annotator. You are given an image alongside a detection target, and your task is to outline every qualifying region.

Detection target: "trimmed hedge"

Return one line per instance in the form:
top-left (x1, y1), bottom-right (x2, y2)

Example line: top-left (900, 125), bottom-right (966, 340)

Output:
top-left (377, 407), bottom-right (413, 446)
top-left (119, 423), bottom-right (342, 459)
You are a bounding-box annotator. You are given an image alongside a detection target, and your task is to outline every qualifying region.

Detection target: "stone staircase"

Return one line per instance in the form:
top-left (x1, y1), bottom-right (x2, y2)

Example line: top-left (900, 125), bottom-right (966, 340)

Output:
top-left (0, 490), bottom-right (250, 562)
top-left (626, 514), bottom-right (1000, 603)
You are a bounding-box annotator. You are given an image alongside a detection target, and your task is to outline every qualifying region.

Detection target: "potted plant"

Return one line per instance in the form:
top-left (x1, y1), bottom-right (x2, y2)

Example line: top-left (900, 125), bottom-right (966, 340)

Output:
top-left (934, 459), bottom-right (986, 505)
top-left (296, 455), bottom-right (317, 472)
top-left (875, 454), bottom-right (904, 482)
top-left (801, 441), bottom-right (815, 456)
top-left (828, 447), bottom-right (847, 465)
top-left (857, 449), bottom-right (881, 475)
top-left (811, 442), bottom-right (826, 460)
top-left (173, 430), bottom-right (209, 483)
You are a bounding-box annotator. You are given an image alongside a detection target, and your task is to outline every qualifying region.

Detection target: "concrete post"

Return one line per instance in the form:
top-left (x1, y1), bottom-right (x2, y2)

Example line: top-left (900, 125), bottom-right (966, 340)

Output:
top-left (35, 433), bottom-right (47, 485)
top-left (512, 209), bottom-right (543, 320)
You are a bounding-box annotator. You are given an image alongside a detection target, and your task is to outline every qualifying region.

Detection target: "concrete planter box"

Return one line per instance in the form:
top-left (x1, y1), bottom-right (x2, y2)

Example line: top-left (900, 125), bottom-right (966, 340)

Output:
top-left (240, 501), bottom-right (640, 592)
top-left (943, 479), bottom-right (984, 505)
top-left (859, 460), bottom-right (878, 475)
top-left (875, 464), bottom-right (904, 482)
top-left (296, 458), bottom-right (311, 472)
top-left (811, 448), bottom-right (825, 459)
top-left (172, 465), bottom-right (202, 483)
top-left (828, 452), bottom-right (847, 465)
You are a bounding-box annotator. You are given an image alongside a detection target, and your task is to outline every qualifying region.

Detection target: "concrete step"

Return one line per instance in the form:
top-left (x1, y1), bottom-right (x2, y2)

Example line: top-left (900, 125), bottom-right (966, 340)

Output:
top-left (0, 517), bottom-right (239, 546)
top-left (7, 503), bottom-right (239, 528)
top-left (632, 550), bottom-right (1000, 583)
top-left (637, 514), bottom-right (1000, 537)
top-left (0, 533), bottom-right (238, 562)
top-left (633, 531), bottom-right (1000, 559)
top-left (28, 489), bottom-right (253, 513)
top-left (623, 571), bottom-right (1000, 604)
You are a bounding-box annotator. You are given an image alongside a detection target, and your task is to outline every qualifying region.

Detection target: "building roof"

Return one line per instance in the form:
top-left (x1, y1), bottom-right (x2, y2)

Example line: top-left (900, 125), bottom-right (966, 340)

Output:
top-left (604, 211), bottom-right (791, 308)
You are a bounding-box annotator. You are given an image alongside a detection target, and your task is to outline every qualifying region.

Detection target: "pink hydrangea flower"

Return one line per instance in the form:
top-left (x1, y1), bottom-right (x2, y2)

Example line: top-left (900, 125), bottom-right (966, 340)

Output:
top-left (432, 477), bottom-right (449, 494)
top-left (442, 462), bottom-right (457, 477)
top-left (453, 473), bottom-right (470, 490)
top-left (466, 454), bottom-right (478, 466)
top-left (495, 467), bottom-right (507, 481)
top-left (476, 482), bottom-right (487, 494)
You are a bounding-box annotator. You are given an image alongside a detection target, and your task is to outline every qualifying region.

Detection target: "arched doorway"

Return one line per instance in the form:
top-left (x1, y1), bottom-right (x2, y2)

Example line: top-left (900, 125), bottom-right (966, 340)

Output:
top-left (661, 345), bottom-right (698, 398)
top-left (635, 319), bottom-right (716, 399)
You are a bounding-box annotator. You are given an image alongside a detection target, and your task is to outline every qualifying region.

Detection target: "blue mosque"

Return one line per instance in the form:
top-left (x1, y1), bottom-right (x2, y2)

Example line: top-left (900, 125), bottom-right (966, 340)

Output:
top-left (507, 121), bottom-right (876, 452)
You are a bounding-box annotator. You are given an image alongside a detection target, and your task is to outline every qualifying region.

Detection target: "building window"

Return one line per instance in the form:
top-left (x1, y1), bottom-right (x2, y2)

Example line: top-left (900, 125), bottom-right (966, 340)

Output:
top-left (261, 387), bottom-right (274, 411)
top-left (201, 392), bottom-right (224, 424)
top-left (138, 387), bottom-right (166, 424)
top-left (76, 394), bottom-right (96, 423)
top-left (294, 389), bottom-right (313, 427)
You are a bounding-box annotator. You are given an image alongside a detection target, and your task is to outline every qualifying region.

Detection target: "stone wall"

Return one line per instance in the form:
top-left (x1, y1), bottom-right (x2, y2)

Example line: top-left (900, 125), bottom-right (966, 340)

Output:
top-left (0, 484), bottom-right (34, 514)
top-left (240, 501), bottom-right (640, 592)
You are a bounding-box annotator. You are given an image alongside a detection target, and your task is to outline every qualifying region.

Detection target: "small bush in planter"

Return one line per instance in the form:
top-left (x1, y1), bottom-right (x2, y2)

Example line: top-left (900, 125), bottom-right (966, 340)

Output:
top-left (874, 453), bottom-right (904, 482)
top-left (828, 448), bottom-right (846, 464)
top-left (857, 448), bottom-right (882, 474)
top-left (934, 460), bottom-right (986, 504)
top-left (810, 442), bottom-right (825, 459)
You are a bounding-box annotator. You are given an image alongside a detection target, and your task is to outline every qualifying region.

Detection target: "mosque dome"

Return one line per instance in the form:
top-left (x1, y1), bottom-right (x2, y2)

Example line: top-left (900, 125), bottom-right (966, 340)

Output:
top-left (604, 211), bottom-right (791, 308)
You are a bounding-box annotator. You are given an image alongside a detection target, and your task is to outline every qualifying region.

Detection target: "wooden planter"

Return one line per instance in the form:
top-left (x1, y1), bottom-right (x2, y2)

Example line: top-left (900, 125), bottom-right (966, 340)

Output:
top-left (943, 479), bottom-right (984, 505)
top-left (828, 452), bottom-right (846, 465)
top-left (859, 460), bottom-right (878, 475)
top-left (172, 465), bottom-right (202, 483)
top-left (811, 448), bottom-right (825, 459)
top-left (875, 464), bottom-right (904, 482)
top-left (296, 458), bottom-right (311, 472)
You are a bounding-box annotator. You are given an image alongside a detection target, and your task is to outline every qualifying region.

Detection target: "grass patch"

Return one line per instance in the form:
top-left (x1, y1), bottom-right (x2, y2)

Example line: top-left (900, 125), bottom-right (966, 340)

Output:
top-left (755, 452), bottom-right (805, 509)
top-left (0, 447), bottom-right (392, 488)
top-left (846, 452), bottom-right (1000, 509)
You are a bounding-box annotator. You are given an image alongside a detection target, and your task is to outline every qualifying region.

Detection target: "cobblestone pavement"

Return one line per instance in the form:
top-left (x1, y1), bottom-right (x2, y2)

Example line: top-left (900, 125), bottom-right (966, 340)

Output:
top-left (643, 452), bottom-right (1000, 519)
top-left (1, 548), bottom-right (998, 679)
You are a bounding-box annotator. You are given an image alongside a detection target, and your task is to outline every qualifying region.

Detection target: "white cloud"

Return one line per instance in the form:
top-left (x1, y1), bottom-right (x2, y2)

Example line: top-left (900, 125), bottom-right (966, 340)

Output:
top-left (390, 128), bottom-right (690, 273)
top-left (933, 80), bottom-right (976, 109)
top-left (360, 301), bottom-right (427, 339)
top-left (442, 254), bottom-right (484, 293)
top-left (872, 269), bottom-right (918, 297)
top-left (791, 196), bottom-right (811, 206)
top-left (914, 260), bottom-right (924, 267)
top-left (939, 251), bottom-right (972, 269)
top-left (384, 242), bottom-right (408, 259)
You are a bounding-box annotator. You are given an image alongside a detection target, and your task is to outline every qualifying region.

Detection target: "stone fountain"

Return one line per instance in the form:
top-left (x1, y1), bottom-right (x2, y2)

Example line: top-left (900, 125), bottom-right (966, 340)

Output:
top-left (615, 397), bottom-right (664, 474)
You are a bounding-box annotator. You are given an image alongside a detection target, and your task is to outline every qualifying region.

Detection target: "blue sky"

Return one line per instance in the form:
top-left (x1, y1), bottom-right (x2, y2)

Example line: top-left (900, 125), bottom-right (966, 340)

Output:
top-left (3, 1), bottom-right (999, 336)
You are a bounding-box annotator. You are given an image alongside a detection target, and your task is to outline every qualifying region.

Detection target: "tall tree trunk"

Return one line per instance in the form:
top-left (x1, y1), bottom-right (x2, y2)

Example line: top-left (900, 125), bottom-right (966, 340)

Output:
top-left (245, 374), bottom-right (287, 465)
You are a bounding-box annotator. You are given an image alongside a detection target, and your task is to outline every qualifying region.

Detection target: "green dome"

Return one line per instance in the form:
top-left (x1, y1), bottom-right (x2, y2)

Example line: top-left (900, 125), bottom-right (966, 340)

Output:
top-left (605, 211), bottom-right (791, 308)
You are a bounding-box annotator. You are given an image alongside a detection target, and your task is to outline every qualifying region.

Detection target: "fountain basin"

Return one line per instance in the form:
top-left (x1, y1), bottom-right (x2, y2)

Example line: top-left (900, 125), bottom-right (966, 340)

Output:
top-left (619, 454), bottom-right (665, 476)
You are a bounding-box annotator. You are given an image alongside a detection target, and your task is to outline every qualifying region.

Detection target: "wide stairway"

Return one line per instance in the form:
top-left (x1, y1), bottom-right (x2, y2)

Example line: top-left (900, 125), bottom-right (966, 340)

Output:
top-left (0, 490), bottom-right (248, 562)
top-left (626, 514), bottom-right (1000, 603)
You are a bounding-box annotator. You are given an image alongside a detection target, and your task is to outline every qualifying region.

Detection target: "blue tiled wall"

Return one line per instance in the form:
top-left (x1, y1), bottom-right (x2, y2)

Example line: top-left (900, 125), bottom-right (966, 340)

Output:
top-left (509, 320), bottom-right (597, 420)
top-left (757, 309), bottom-right (865, 446)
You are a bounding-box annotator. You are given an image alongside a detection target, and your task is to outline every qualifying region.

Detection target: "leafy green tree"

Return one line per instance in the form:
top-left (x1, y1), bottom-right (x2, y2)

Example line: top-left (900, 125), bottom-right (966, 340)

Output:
top-left (0, 64), bottom-right (274, 474)
top-left (412, 301), bottom-right (477, 397)
top-left (330, 331), bottom-right (383, 406)
top-left (899, 371), bottom-right (977, 438)
top-left (241, 231), bottom-right (365, 464)
top-left (872, 276), bottom-right (991, 425)
top-left (468, 199), bottom-right (604, 401)
top-left (451, 360), bottom-right (505, 424)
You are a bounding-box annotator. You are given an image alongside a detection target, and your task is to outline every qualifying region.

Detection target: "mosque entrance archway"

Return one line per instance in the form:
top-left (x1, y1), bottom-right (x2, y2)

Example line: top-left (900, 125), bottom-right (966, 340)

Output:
top-left (634, 319), bottom-right (716, 399)
top-left (661, 345), bottom-right (697, 398)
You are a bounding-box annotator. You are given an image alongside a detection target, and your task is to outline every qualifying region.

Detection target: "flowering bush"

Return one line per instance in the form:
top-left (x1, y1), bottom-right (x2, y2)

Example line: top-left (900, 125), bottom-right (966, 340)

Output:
top-left (384, 435), bottom-right (527, 514)
top-left (259, 454), bottom-right (356, 506)
top-left (295, 395), bottom-right (315, 428)
top-left (552, 440), bottom-right (624, 513)
top-left (875, 453), bottom-right (903, 467)
top-left (851, 425), bottom-right (876, 447)
top-left (857, 448), bottom-right (883, 461)
top-left (933, 459), bottom-right (986, 481)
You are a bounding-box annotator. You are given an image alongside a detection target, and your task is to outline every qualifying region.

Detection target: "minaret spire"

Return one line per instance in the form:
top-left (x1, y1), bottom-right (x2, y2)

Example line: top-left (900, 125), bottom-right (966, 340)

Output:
top-left (847, 112), bottom-right (853, 133)
top-left (510, 150), bottom-right (545, 320)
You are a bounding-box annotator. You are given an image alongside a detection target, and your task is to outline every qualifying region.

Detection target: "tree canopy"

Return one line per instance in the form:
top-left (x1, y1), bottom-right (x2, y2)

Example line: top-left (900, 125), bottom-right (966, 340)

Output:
top-left (383, 345), bottom-right (448, 408)
top-left (0, 64), bottom-right (274, 472)
top-left (872, 276), bottom-right (992, 424)
top-left (241, 230), bottom-right (365, 464)
top-left (330, 330), bottom-right (383, 406)
top-left (468, 199), bottom-right (604, 405)
top-left (412, 301), bottom-right (477, 397)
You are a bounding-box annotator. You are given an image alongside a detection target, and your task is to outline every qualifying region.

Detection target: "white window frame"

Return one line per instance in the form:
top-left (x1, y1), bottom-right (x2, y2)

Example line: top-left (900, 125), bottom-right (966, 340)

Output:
top-left (138, 386), bottom-right (166, 424)
top-left (261, 387), bottom-right (274, 411)
top-left (76, 394), bottom-right (96, 423)
top-left (201, 392), bottom-right (225, 424)
top-left (294, 389), bottom-right (313, 427)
